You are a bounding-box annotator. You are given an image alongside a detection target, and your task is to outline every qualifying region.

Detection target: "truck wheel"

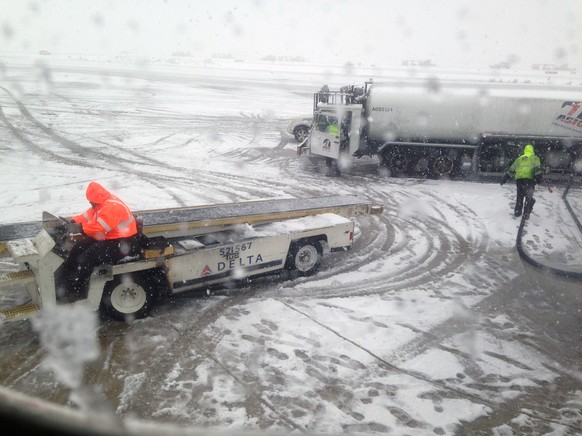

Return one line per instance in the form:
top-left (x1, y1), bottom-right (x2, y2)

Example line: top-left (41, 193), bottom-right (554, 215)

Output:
top-left (101, 270), bottom-right (163, 322)
top-left (388, 152), bottom-right (410, 174)
top-left (294, 125), bottom-right (310, 142)
top-left (286, 240), bottom-right (323, 277)
top-left (432, 155), bottom-right (454, 176)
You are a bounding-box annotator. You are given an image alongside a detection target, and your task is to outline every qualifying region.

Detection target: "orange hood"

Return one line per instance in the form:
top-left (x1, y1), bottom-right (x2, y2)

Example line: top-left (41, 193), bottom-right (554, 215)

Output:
top-left (85, 182), bottom-right (112, 205)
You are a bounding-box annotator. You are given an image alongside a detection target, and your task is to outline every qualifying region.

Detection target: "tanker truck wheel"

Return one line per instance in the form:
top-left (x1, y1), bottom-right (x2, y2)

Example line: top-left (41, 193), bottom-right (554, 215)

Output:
top-left (431, 155), bottom-right (454, 176)
top-left (388, 152), bottom-right (410, 175)
top-left (101, 270), bottom-right (165, 322)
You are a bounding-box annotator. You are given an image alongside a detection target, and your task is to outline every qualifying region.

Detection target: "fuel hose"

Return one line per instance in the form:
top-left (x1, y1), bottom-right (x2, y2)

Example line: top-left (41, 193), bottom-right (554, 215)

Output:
top-left (516, 174), bottom-right (582, 279)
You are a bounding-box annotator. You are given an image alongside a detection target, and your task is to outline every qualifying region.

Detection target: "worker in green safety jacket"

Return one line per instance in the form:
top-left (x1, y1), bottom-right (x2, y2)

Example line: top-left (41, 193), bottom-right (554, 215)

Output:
top-left (500, 144), bottom-right (542, 219)
top-left (327, 120), bottom-right (339, 136)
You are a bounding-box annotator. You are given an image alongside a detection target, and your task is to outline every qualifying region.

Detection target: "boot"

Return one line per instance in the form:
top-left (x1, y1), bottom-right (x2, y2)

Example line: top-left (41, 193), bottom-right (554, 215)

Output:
top-left (523, 198), bottom-right (535, 220)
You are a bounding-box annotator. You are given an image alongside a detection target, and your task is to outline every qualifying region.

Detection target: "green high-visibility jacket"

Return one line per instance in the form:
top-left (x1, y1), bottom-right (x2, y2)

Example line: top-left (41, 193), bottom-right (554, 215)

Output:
top-left (508, 145), bottom-right (542, 180)
top-left (327, 123), bottom-right (338, 136)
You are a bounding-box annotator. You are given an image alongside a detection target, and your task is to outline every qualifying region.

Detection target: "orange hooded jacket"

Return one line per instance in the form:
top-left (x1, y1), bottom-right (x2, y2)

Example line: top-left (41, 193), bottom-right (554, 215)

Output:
top-left (72, 182), bottom-right (137, 240)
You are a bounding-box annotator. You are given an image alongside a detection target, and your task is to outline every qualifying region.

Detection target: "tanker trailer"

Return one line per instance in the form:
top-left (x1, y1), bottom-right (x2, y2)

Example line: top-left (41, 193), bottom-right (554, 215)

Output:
top-left (299, 81), bottom-right (582, 179)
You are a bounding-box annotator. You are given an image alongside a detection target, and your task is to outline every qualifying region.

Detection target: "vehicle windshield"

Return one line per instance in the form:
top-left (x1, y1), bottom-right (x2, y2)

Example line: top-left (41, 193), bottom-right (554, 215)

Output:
top-left (316, 114), bottom-right (339, 133)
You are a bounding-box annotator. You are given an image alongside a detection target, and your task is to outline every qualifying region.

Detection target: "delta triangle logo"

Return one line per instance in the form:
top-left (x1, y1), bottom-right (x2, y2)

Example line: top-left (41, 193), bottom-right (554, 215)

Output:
top-left (322, 138), bottom-right (331, 151)
top-left (201, 265), bottom-right (212, 276)
top-left (553, 101), bottom-right (582, 133)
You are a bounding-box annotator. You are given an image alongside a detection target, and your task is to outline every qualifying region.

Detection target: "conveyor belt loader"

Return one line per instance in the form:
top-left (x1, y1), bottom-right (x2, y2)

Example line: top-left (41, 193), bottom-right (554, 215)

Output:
top-left (0, 195), bottom-right (382, 322)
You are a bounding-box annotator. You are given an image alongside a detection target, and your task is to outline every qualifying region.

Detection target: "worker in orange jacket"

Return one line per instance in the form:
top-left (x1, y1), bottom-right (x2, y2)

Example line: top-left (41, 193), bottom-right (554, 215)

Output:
top-left (61, 181), bottom-right (140, 300)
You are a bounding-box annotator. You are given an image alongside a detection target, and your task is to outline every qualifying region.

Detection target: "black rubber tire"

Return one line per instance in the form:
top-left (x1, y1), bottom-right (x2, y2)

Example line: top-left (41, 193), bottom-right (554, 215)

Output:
top-left (431, 155), bottom-right (455, 176)
top-left (100, 270), bottom-right (165, 322)
top-left (294, 125), bottom-right (310, 143)
top-left (286, 239), bottom-right (323, 277)
top-left (388, 151), bottom-right (410, 175)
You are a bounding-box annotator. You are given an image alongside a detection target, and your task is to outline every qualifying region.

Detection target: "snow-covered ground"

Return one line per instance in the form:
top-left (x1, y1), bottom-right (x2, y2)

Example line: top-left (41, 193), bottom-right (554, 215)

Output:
top-left (0, 55), bottom-right (581, 435)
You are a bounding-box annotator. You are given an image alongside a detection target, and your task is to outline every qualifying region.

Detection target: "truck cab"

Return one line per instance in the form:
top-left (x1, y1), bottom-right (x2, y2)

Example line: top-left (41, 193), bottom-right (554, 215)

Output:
top-left (300, 88), bottom-right (364, 173)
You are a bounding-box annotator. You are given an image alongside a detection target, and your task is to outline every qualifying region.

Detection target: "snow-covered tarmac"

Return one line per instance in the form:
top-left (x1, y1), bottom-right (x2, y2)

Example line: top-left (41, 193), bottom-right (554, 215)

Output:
top-left (0, 55), bottom-right (581, 435)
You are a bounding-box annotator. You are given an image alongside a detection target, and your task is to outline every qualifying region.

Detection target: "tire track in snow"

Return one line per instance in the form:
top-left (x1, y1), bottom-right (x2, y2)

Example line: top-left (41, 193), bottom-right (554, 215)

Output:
top-left (281, 301), bottom-right (500, 403)
top-left (2, 87), bottom-right (299, 206)
top-left (0, 96), bottom-right (82, 168)
top-left (94, 289), bottom-right (308, 430)
top-left (0, 86), bottom-right (189, 207)
top-left (2, 88), bottom-right (281, 206)
top-left (271, 179), bottom-right (490, 299)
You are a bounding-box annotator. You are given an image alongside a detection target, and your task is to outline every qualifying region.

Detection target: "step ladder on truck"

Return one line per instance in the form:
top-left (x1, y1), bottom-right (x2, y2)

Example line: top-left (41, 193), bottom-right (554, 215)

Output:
top-left (0, 195), bottom-right (383, 323)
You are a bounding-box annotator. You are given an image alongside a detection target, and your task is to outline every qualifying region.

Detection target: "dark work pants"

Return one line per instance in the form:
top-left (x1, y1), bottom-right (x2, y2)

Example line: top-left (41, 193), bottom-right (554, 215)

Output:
top-left (61, 235), bottom-right (140, 298)
top-left (515, 179), bottom-right (536, 216)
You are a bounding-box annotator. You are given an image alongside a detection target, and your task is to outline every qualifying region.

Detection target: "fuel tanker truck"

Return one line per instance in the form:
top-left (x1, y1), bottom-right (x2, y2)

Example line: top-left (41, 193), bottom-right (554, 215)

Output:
top-left (297, 81), bottom-right (582, 178)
